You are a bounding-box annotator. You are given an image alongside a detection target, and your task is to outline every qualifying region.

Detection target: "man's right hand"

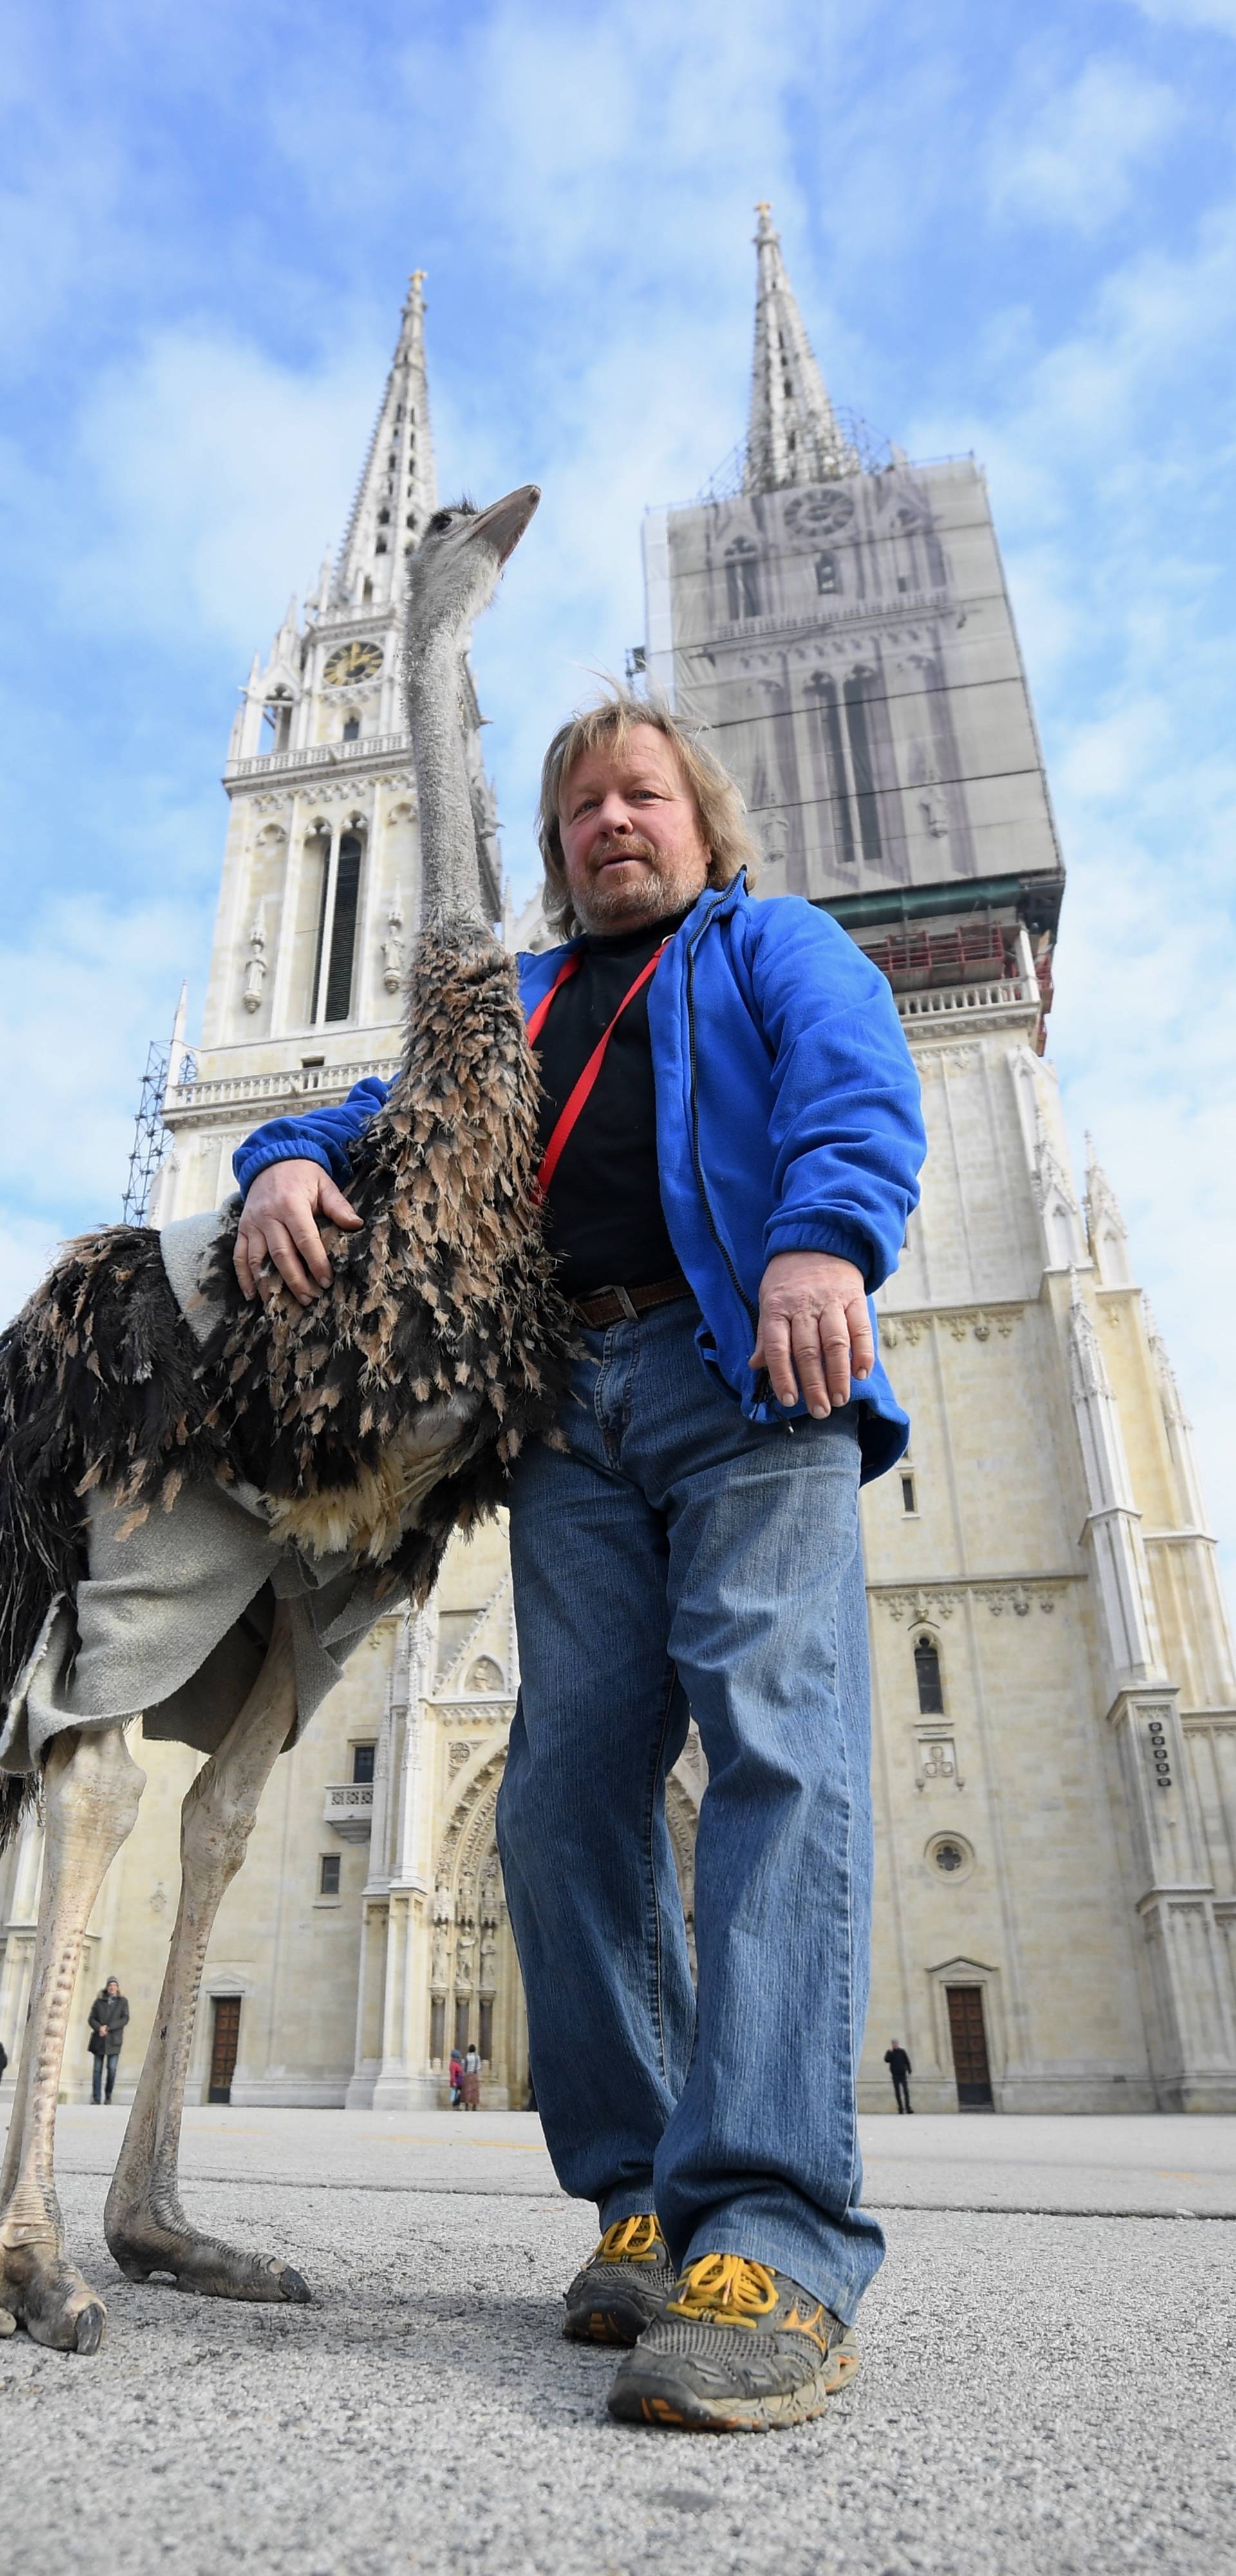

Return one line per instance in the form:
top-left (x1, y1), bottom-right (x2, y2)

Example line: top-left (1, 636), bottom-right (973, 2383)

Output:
top-left (234, 1158), bottom-right (363, 1306)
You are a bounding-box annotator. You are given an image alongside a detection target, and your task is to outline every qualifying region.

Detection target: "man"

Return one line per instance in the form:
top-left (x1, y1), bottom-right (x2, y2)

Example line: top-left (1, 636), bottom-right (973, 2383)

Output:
top-left (885, 2040), bottom-right (913, 2114)
top-left (88, 1976), bottom-right (129, 2106)
top-left (234, 695), bottom-right (925, 2432)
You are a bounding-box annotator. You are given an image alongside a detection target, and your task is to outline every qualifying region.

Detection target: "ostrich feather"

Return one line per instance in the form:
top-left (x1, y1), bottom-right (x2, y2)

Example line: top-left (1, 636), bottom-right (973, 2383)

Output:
top-left (0, 928), bottom-right (575, 1839)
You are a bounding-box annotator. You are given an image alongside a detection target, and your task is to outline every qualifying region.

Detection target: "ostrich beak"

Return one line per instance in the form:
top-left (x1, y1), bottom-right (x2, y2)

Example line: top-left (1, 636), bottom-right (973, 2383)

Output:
top-left (468, 483), bottom-right (541, 566)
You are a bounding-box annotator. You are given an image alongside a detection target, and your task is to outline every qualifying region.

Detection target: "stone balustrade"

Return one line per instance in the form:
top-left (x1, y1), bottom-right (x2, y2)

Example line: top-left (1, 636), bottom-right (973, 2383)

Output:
top-left (323, 1783), bottom-right (374, 1842)
top-left (226, 732), bottom-right (411, 783)
top-left (165, 1056), bottom-right (400, 1120)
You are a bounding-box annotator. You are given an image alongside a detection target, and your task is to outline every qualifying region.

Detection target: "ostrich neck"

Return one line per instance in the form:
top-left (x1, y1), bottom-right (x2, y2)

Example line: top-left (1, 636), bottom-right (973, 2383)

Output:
top-left (407, 634), bottom-right (487, 934)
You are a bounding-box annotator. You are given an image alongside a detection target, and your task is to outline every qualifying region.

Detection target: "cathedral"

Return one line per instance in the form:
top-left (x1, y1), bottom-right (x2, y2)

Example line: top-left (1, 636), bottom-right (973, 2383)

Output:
top-left (3, 224), bottom-right (1234, 2119)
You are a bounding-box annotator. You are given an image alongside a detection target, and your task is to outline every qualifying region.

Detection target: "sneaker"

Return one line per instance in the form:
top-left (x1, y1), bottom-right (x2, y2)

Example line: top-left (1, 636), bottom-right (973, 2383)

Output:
top-left (563, 2215), bottom-right (677, 2347)
top-left (606, 2253), bottom-right (859, 2431)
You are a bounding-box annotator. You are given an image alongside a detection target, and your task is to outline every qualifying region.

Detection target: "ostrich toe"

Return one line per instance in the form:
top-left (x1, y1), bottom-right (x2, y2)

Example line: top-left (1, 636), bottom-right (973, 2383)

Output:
top-left (0, 2242), bottom-right (109, 2353)
top-left (108, 2209), bottom-right (310, 2303)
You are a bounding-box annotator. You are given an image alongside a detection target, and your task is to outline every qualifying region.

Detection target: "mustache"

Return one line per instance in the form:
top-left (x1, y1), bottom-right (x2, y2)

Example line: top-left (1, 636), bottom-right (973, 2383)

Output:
top-left (592, 836), bottom-right (659, 867)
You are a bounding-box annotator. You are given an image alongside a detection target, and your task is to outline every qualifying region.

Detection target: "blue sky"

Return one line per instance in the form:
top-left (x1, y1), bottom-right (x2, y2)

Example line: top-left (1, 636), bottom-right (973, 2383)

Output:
top-left (3, 0), bottom-right (1235, 1571)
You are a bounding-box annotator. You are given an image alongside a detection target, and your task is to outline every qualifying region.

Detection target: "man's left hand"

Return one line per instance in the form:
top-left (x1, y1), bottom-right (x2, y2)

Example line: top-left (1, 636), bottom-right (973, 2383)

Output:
top-left (750, 1251), bottom-right (872, 1417)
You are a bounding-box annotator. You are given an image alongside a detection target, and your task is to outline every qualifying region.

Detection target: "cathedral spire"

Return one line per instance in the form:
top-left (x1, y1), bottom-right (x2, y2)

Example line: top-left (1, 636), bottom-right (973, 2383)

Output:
top-left (335, 269), bottom-right (440, 611)
top-left (744, 204), bottom-right (859, 493)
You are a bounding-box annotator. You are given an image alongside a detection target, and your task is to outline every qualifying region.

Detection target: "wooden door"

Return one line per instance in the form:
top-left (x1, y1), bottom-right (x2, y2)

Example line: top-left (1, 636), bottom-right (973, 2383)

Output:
top-left (209, 1996), bottom-right (241, 2104)
top-left (946, 1986), bottom-right (993, 2109)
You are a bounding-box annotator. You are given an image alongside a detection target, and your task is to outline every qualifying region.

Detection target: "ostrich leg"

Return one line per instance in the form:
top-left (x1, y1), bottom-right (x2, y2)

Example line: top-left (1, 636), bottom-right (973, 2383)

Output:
top-left (104, 1607), bottom-right (309, 2302)
top-left (0, 1724), bottom-right (146, 2351)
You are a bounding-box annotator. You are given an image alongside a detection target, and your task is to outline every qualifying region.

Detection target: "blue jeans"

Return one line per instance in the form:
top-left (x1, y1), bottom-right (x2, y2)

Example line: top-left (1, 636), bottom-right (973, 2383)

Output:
top-left (91, 2049), bottom-right (120, 2103)
top-left (496, 1298), bottom-right (885, 2325)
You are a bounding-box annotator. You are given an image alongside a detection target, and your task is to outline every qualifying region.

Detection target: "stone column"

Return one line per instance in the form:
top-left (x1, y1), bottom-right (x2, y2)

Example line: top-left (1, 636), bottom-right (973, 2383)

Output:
top-left (1069, 1273), bottom-right (1236, 2105)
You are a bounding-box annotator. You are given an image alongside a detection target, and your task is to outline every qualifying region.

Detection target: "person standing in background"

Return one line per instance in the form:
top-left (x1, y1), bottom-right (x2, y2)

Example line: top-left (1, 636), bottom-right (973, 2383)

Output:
top-left (88, 1977), bottom-right (129, 2105)
top-left (884, 2041), bottom-right (912, 2114)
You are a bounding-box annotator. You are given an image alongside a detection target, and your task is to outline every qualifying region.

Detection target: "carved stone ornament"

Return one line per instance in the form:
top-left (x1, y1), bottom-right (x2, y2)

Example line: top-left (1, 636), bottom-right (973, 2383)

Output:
top-left (879, 1314), bottom-right (926, 1350)
top-left (913, 1042), bottom-right (982, 1075)
top-left (915, 1730), bottom-right (962, 1791)
top-left (382, 896), bottom-right (405, 993)
top-left (975, 1582), bottom-right (1060, 1616)
top-left (880, 1586), bottom-right (963, 1624)
top-left (467, 1656), bottom-right (504, 1693)
top-left (448, 1741), bottom-right (471, 1777)
top-left (242, 912), bottom-right (267, 1012)
top-left (1067, 1274), bottom-right (1111, 1405)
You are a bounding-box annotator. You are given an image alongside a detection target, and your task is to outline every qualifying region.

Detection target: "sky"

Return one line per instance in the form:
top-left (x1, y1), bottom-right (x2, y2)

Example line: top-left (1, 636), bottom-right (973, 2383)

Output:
top-left (3, 0), bottom-right (1235, 1578)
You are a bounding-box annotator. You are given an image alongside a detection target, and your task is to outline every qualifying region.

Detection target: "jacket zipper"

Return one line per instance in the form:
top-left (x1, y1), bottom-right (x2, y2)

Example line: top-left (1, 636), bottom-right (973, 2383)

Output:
top-left (684, 903), bottom-right (773, 1402)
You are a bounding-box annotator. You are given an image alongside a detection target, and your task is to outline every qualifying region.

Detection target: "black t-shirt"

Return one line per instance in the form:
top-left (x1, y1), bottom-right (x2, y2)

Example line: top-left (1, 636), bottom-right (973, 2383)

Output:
top-left (532, 911), bottom-right (690, 1300)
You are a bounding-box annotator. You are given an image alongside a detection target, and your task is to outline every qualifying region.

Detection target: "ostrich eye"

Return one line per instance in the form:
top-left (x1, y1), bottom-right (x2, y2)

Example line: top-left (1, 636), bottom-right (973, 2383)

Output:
top-left (427, 510), bottom-right (454, 535)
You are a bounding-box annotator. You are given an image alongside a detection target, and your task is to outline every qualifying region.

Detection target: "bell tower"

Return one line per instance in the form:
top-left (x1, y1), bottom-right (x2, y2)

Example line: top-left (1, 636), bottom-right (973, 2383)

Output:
top-left (639, 207), bottom-right (1236, 2113)
top-left (154, 271), bottom-right (501, 1228)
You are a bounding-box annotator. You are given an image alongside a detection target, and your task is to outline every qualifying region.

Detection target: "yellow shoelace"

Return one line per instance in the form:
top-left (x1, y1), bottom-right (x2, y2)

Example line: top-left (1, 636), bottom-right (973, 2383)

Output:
top-left (666, 2254), bottom-right (780, 2329)
top-left (596, 2214), bottom-right (664, 2265)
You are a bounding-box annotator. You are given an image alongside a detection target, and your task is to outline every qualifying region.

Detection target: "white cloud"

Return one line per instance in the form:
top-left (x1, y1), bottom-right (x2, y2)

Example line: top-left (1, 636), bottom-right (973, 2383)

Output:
top-left (0, 893), bottom-right (209, 1316)
top-left (1128, 0), bottom-right (1236, 26)
top-left (988, 58), bottom-right (1183, 231)
top-left (67, 323), bottom-right (386, 661)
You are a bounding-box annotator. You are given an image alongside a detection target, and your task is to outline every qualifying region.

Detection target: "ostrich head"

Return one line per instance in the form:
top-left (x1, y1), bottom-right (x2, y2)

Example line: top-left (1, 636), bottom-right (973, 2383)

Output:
top-left (403, 484), bottom-right (541, 668)
top-left (402, 482), bottom-right (541, 935)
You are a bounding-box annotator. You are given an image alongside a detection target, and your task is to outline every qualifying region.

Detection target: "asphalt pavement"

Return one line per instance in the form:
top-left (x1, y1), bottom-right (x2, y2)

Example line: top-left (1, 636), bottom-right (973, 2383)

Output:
top-left (4, 2108), bottom-right (1233, 2576)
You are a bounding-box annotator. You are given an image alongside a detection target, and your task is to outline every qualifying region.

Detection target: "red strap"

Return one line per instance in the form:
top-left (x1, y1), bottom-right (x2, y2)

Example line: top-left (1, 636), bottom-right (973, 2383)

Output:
top-left (530, 942), bottom-right (668, 1200)
top-left (525, 952), bottom-right (581, 1045)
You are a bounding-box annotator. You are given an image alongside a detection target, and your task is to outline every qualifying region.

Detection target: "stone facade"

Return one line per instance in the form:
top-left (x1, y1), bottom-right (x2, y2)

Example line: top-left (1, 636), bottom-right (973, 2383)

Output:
top-left (3, 230), bottom-right (1234, 2119)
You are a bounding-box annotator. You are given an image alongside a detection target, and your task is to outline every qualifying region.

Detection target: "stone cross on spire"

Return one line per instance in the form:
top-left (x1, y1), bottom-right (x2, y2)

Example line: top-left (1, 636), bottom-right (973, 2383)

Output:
top-left (744, 204), bottom-right (859, 493)
top-left (335, 269), bottom-right (440, 611)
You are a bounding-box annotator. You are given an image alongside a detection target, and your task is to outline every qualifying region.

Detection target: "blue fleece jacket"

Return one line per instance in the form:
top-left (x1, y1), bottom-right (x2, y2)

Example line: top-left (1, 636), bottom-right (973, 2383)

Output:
top-left (233, 877), bottom-right (926, 1481)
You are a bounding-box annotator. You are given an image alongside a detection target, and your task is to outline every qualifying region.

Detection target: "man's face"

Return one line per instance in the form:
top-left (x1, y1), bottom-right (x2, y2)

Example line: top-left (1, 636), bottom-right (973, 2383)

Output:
top-left (557, 724), bottom-right (711, 934)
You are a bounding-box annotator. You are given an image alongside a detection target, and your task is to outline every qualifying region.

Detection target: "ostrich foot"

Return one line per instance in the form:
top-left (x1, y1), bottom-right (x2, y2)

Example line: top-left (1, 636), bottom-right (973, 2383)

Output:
top-left (106, 2206), bottom-right (310, 2303)
top-left (0, 2233), bottom-right (108, 2353)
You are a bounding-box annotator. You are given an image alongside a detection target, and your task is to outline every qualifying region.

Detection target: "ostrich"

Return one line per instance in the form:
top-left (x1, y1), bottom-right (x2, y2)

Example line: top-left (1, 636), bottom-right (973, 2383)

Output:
top-left (0, 482), bottom-right (573, 2352)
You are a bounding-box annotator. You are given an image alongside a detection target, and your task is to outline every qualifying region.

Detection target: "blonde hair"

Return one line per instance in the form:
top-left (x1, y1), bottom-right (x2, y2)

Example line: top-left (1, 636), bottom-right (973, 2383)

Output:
top-left (536, 690), bottom-right (760, 939)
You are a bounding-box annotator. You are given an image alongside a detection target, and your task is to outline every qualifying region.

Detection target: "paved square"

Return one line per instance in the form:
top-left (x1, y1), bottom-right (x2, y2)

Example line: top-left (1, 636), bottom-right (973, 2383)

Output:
top-left (3, 2110), bottom-right (1233, 2575)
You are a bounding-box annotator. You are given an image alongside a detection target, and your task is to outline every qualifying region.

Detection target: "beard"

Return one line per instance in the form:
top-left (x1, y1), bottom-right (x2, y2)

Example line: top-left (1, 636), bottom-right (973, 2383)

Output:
top-left (571, 838), bottom-right (707, 934)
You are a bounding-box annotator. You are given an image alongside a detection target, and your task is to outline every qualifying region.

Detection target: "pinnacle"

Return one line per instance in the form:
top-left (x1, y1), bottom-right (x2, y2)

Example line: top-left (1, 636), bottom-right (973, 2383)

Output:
top-left (333, 260), bottom-right (440, 613)
top-left (744, 199), bottom-right (859, 493)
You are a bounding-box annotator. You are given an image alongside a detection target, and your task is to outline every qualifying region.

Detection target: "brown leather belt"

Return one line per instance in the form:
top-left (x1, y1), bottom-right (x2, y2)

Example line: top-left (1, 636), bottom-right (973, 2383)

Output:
top-left (573, 1273), bottom-right (693, 1330)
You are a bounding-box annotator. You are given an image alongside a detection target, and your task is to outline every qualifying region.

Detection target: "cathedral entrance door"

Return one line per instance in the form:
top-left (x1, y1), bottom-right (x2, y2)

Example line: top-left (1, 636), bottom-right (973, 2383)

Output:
top-left (208, 1994), bottom-right (242, 2104)
top-left (946, 1985), bottom-right (993, 2110)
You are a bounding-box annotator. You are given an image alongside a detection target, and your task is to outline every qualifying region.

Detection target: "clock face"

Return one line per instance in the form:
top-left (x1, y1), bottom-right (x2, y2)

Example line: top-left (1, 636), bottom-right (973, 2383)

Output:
top-left (784, 489), bottom-right (855, 538)
top-left (323, 639), bottom-right (382, 687)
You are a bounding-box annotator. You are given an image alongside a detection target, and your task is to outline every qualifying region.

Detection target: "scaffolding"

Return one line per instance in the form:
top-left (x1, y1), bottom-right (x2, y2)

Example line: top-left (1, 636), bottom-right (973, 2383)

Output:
top-left (120, 987), bottom-right (195, 1225)
top-left (694, 408), bottom-right (892, 506)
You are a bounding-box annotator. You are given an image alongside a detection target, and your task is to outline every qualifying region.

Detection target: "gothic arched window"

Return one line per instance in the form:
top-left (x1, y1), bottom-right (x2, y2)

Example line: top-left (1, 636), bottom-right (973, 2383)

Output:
top-left (261, 691), bottom-right (292, 755)
top-left (816, 551), bottom-right (839, 595)
top-left (314, 831), bottom-right (364, 1024)
top-left (809, 673), bottom-right (856, 868)
top-left (914, 1634), bottom-right (944, 1716)
top-left (342, 715), bottom-right (360, 743)
top-left (843, 667), bottom-right (885, 865)
top-left (725, 538), bottom-right (761, 621)
top-left (325, 833), bottom-right (362, 1020)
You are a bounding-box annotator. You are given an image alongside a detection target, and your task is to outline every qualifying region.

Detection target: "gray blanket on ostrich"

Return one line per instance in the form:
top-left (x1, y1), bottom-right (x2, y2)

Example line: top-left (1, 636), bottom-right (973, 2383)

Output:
top-left (0, 1204), bottom-right (416, 1777)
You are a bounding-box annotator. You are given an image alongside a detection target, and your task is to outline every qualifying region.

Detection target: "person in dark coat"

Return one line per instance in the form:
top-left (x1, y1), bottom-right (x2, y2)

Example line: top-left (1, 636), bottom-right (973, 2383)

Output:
top-left (884, 2041), bottom-right (912, 2113)
top-left (88, 1976), bottom-right (129, 2105)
